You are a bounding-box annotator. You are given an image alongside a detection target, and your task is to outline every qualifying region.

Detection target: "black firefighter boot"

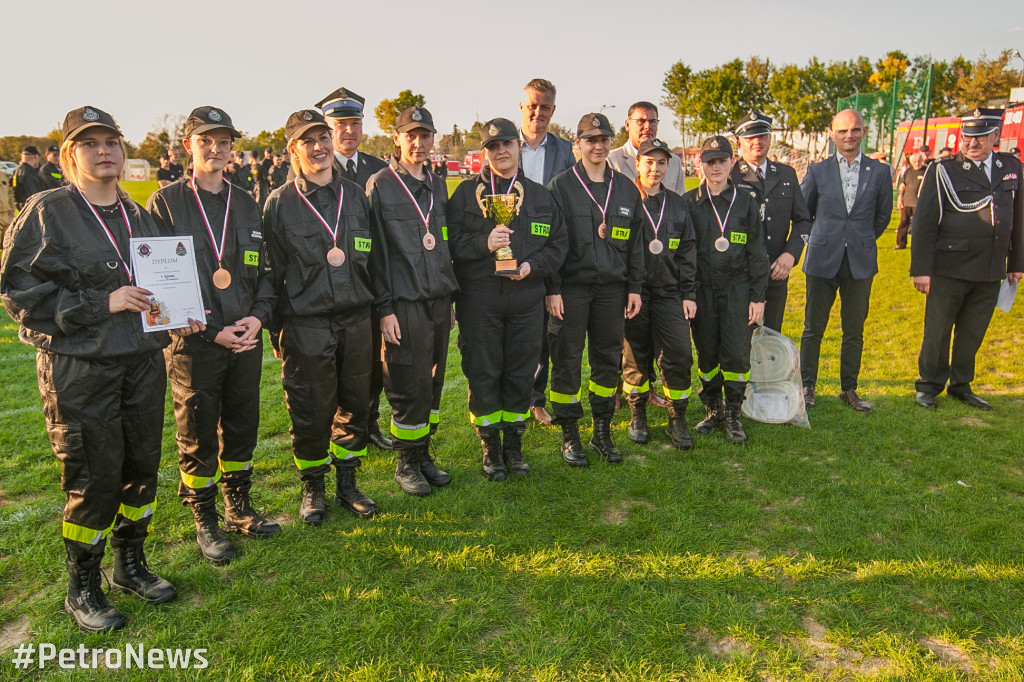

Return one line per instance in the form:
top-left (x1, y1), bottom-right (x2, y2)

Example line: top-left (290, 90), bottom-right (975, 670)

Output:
top-left (560, 420), bottom-right (589, 467)
top-left (503, 422), bottom-right (530, 477)
top-left (395, 447), bottom-right (431, 496)
top-left (190, 495), bottom-right (236, 564)
top-left (477, 427), bottom-right (506, 481)
top-left (723, 388), bottom-right (748, 444)
top-left (334, 458), bottom-right (377, 518)
top-left (299, 475), bottom-right (327, 525)
top-left (627, 395), bottom-right (649, 444)
top-left (590, 415), bottom-right (623, 463)
top-left (695, 389), bottom-right (725, 435)
top-left (419, 439), bottom-right (451, 488)
top-left (111, 535), bottom-right (177, 605)
top-left (64, 539), bottom-right (126, 632)
top-left (222, 479), bottom-right (282, 538)
top-left (666, 398), bottom-right (693, 450)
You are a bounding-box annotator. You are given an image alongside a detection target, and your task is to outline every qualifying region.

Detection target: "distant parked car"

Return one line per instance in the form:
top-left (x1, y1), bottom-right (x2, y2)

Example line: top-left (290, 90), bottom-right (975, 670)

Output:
top-left (0, 161), bottom-right (17, 175)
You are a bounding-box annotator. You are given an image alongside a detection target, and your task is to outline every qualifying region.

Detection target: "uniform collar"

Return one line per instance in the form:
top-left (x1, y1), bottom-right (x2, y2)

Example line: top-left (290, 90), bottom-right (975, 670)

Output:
top-left (294, 166), bottom-right (342, 197)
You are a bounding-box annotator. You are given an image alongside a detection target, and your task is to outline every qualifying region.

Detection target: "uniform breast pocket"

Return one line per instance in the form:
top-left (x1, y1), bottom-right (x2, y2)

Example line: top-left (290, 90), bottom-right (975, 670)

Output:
top-left (522, 210), bottom-right (553, 255)
top-left (74, 250), bottom-right (121, 290)
top-left (285, 221), bottom-right (327, 268)
top-left (568, 203), bottom-right (595, 254)
top-left (345, 216), bottom-right (372, 266)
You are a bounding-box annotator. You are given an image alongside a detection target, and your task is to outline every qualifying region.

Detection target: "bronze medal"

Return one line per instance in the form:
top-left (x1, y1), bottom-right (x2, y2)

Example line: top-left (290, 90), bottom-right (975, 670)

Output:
top-left (423, 232), bottom-right (436, 251)
top-left (649, 239), bottom-right (664, 255)
top-left (598, 222), bottom-right (608, 239)
top-left (326, 247), bottom-right (346, 267)
top-left (714, 236), bottom-right (730, 252)
top-left (212, 266), bottom-right (232, 289)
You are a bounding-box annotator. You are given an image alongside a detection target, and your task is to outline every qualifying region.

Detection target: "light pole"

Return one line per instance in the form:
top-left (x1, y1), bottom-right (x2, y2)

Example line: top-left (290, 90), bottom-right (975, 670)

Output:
top-left (599, 104), bottom-right (616, 114)
top-left (1013, 49), bottom-right (1024, 88)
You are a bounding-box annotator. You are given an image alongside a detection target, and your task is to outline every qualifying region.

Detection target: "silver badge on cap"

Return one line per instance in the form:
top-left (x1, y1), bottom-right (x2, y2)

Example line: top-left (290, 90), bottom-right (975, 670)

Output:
top-left (653, 140), bottom-right (662, 147)
top-left (750, 113), bottom-right (757, 121)
top-left (83, 108), bottom-right (99, 122)
top-left (592, 116), bottom-right (601, 128)
top-left (411, 109), bottom-right (423, 122)
top-left (302, 111), bottom-right (313, 121)
top-left (488, 124), bottom-right (499, 136)
top-left (208, 109), bottom-right (222, 122)
top-left (973, 109), bottom-right (981, 118)
top-left (710, 139), bottom-right (719, 149)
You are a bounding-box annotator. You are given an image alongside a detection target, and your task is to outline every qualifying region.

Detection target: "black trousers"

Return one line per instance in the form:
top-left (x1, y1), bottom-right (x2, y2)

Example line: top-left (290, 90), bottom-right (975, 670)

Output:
top-left (916, 275), bottom-right (1000, 396)
top-left (762, 279), bottom-right (788, 333)
top-left (622, 291), bottom-right (693, 400)
top-left (281, 312), bottom-right (371, 481)
top-left (801, 253), bottom-right (873, 392)
top-left (37, 350), bottom-right (165, 547)
top-left (895, 206), bottom-right (915, 248)
top-left (368, 315), bottom-right (386, 435)
top-left (548, 283), bottom-right (627, 422)
top-left (456, 282), bottom-right (544, 432)
top-left (382, 297), bottom-right (451, 450)
top-left (166, 336), bottom-right (262, 503)
top-left (530, 310), bottom-right (550, 408)
top-left (692, 281), bottom-right (753, 402)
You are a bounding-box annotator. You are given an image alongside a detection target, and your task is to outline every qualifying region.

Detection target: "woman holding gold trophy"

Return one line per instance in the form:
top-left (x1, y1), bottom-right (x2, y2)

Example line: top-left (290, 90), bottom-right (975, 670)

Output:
top-left (448, 118), bottom-right (567, 480)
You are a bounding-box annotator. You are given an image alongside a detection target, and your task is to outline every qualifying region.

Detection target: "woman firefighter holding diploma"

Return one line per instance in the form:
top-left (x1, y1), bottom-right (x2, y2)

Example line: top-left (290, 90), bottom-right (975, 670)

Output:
top-left (0, 106), bottom-right (204, 632)
top-left (447, 118), bottom-right (568, 480)
top-left (621, 139), bottom-right (698, 449)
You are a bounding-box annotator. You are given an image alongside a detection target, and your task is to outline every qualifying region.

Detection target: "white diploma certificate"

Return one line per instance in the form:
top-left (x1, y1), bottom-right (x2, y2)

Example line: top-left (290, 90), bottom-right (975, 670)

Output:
top-left (129, 236), bottom-right (207, 332)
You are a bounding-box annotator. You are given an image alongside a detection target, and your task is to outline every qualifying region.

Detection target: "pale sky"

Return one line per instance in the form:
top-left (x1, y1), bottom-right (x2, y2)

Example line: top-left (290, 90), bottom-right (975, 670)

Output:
top-left (3, 0), bottom-right (1022, 147)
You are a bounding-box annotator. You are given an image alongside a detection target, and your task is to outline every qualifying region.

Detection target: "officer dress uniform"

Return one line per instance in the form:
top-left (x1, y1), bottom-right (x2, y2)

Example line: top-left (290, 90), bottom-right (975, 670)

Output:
top-left (546, 113), bottom-right (646, 466)
top-left (910, 108), bottom-right (1024, 408)
top-left (13, 150), bottom-right (45, 210)
top-left (264, 110), bottom-right (383, 522)
top-left (0, 107), bottom-right (176, 632)
top-left (621, 140), bottom-right (698, 449)
top-left (366, 106), bottom-right (459, 496)
top-left (684, 136), bottom-right (770, 443)
top-left (316, 87), bottom-right (393, 451)
top-left (146, 107), bottom-right (280, 565)
top-left (448, 118), bottom-right (569, 480)
top-left (729, 112), bottom-right (810, 332)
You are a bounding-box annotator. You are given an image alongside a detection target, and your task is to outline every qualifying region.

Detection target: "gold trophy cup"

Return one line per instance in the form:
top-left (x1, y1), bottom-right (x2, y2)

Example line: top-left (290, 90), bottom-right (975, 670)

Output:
top-left (477, 184), bottom-right (524, 276)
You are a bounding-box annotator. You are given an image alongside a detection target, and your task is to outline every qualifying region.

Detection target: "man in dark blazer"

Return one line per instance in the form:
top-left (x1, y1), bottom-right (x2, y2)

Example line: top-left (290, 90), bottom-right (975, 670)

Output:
top-left (730, 111), bottom-right (811, 332)
top-left (518, 77), bottom-right (575, 424)
top-left (910, 108), bottom-right (1024, 410)
top-left (799, 109), bottom-right (893, 412)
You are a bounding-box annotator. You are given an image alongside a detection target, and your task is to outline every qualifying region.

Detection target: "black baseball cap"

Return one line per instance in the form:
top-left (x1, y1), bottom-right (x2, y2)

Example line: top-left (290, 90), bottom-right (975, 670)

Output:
top-left (395, 106), bottom-right (436, 134)
top-left (481, 118), bottom-right (518, 148)
top-left (183, 106), bottom-right (241, 139)
top-left (732, 111), bottom-right (773, 138)
top-left (960, 107), bottom-right (1003, 137)
top-left (700, 135), bottom-right (733, 162)
top-left (636, 138), bottom-right (672, 159)
top-left (316, 87), bottom-right (365, 119)
top-left (577, 112), bottom-right (614, 139)
top-left (285, 109), bottom-right (329, 142)
top-left (62, 106), bottom-right (122, 142)
top-left (21, 145), bottom-right (40, 155)
top-left (46, 145), bottom-right (59, 153)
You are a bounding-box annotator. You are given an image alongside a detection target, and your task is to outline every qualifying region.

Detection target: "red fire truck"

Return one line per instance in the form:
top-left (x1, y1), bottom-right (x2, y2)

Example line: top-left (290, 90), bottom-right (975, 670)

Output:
top-left (894, 103), bottom-right (1024, 163)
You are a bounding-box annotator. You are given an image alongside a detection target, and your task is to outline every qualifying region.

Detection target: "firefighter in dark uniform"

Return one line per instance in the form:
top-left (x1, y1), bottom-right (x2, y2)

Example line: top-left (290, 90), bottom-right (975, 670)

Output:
top-left (622, 139), bottom-right (698, 449)
top-left (13, 145), bottom-right (45, 209)
top-left (546, 112), bottom-right (645, 466)
top-left (234, 152), bottom-right (256, 194)
top-left (448, 118), bottom-right (568, 479)
top-left (39, 145), bottom-right (65, 190)
top-left (684, 136), bottom-right (769, 443)
top-left (253, 153), bottom-right (270, 210)
top-left (366, 106), bottom-right (458, 496)
top-left (147, 107), bottom-right (281, 565)
top-left (316, 86), bottom-right (393, 451)
top-left (911, 107), bottom-right (1024, 410)
top-left (264, 110), bottom-right (383, 523)
top-left (729, 111), bottom-right (810, 333)
top-left (268, 153), bottom-right (289, 191)
top-left (1, 107), bottom-right (202, 631)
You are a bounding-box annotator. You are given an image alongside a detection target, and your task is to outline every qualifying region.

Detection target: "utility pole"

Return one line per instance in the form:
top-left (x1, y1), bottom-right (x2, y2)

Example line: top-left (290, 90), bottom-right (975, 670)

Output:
top-left (921, 63), bottom-right (934, 157)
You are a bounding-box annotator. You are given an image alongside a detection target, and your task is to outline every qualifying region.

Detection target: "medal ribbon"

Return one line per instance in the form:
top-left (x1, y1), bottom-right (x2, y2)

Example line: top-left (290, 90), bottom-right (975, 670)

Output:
top-left (706, 184), bottom-right (736, 239)
top-left (641, 196), bottom-right (666, 238)
top-left (572, 166), bottom-right (614, 226)
top-left (388, 165), bottom-right (434, 233)
top-left (489, 170), bottom-right (519, 198)
top-left (191, 177), bottom-right (232, 265)
top-left (293, 179), bottom-right (344, 243)
top-left (79, 188), bottom-right (134, 283)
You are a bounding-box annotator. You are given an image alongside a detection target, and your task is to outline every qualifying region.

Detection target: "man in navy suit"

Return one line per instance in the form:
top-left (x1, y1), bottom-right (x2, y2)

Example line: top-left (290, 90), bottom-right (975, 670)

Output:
top-left (799, 109), bottom-right (894, 412)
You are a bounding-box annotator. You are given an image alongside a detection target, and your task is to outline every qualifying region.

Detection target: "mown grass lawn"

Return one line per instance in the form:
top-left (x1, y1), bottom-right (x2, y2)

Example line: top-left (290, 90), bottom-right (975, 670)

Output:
top-left (1, 178), bottom-right (1022, 680)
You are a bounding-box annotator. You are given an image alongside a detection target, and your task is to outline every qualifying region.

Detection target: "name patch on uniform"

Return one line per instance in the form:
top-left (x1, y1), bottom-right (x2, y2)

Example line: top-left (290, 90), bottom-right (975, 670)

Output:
top-left (611, 227), bottom-right (630, 240)
top-left (441, 226), bottom-right (448, 241)
top-left (250, 230), bottom-right (263, 240)
top-left (618, 206), bottom-right (631, 217)
top-left (668, 238), bottom-right (680, 250)
top-left (730, 232), bottom-right (747, 245)
top-left (354, 237), bottom-right (372, 252)
top-left (243, 250), bottom-right (260, 266)
top-left (531, 222), bottom-right (550, 237)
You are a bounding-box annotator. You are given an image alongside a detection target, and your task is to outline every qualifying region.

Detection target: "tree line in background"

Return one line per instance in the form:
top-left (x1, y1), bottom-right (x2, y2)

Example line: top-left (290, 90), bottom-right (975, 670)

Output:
top-left (2, 49), bottom-right (1019, 165)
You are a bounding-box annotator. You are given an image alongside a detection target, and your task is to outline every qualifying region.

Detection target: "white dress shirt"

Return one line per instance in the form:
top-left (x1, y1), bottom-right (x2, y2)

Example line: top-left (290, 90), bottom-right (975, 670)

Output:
top-left (520, 133), bottom-right (547, 184)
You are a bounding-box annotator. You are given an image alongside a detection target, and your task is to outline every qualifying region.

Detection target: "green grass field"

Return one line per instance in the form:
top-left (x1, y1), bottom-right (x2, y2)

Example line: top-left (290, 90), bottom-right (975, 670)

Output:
top-left (1, 178), bottom-right (1023, 680)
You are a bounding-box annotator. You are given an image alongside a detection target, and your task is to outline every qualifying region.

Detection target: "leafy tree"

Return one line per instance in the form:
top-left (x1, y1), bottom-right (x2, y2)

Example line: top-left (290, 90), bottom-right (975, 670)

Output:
top-left (869, 50), bottom-right (909, 88)
top-left (547, 122), bottom-right (575, 141)
top-left (954, 49), bottom-right (1018, 109)
top-left (612, 125), bottom-right (629, 148)
top-left (374, 90), bottom-right (427, 133)
top-left (359, 134), bottom-right (395, 158)
top-left (684, 59), bottom-right (755, 135)
top-left (661, 61), bottom-right (693, 142)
